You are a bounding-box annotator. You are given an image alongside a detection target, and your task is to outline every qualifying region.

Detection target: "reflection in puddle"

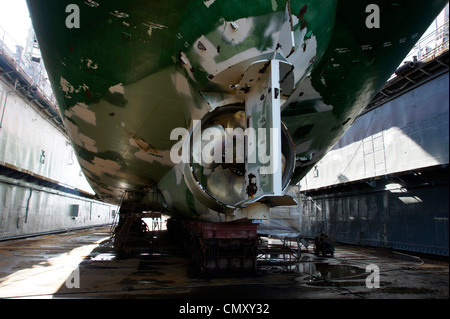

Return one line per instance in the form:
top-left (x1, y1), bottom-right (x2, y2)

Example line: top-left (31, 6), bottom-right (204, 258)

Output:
top-left (258, 253), bottom-right (367, 288)
top-left (294, 263), bottom-right (367, 288)
top-left (89, 253), bottom-right (116, 261)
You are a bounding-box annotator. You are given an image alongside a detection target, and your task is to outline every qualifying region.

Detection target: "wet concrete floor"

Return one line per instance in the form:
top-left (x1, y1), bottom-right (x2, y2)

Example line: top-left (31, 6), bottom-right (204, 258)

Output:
top-left (0, 226), bottom-right (448, 301)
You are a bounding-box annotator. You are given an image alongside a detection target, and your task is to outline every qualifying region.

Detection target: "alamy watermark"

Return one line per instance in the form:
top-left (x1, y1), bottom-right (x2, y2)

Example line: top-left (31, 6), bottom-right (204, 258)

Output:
top-left (169, 121), bottom-right (282, 175)
top-left (65, 4), bottom-right (80, 29)
top-left (65, 267), bottom-right (80, 289)
top-left (366, 4), bottom-right (381, 29)
top-left (366, 264), bottom-right (380, 289)
top-left (65, 4), bottom-right (381, 30)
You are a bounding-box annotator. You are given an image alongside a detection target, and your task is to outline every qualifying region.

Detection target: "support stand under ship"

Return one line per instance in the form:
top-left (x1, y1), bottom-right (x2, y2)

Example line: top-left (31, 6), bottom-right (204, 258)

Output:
top-left (25, 0), bottom-right (448, 272)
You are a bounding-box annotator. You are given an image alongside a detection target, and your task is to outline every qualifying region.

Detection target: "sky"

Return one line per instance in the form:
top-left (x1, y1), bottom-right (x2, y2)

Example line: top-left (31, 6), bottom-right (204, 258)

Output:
top-left (0, 0), bottom-right (32, 47)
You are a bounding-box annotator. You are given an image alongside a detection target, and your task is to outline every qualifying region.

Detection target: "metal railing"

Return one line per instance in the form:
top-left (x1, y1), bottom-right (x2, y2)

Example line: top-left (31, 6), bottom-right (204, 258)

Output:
top-left (0, 25), bottom-right (58, 109)
top-left (388, 20), bottom-right (448, 81)
top-left (403, 20), bottom-right (449, 64)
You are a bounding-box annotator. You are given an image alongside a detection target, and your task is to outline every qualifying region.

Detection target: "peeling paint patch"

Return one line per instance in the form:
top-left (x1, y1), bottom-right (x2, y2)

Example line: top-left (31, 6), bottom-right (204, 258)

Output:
top-left (86, 59), bottom-right (98, 70)
top-left (60, 76), bottom-right (75, 98)
top-left (130, 137), bottom-right (160, 155)
top-left (104, 83), bottom-right (127, 106)
top-left (135, 149), bottom-right (169, 164)
top-left (65, 102), bottom-right (97, 126)
top-left (143, 22), bottom-right (168, 37)
top-left (65, 120), bottom-right (97, 152)
top-left (271, 0), bottom-right (278, 11)
top-left (92, 157), bottom-right (122, 175)
top-left (60, 76), bottom-right (92, 99)
top-left (89, 157), bottom-right (122, 176)
top-left (109, 83), bottom-right (124, 94)
top-left (74, 83), bottom-right (90, 94)
top-left (78, 155), bottom-right (126, 184)
top-left (191, 25), bottom-right (261, 79)
top-left (222, 18), bottom-right (253, 44)
top-left (203, 0), bottom-right (216, 8)
top-left (178, 52), bottom-right (195, 80)
top-left (84, 0), bottom-right (99, 7)
top-left (79, 133), bottom-right (98, 153)
top-left (110, 10), bottom-right (129, 18)
top-left (65, 120), bottom-right (83, 147)
top-left (335, 47), bottom-right (351, 54)
top-left (81, 58), bottom-right (98, 70)
top-left (315, 102), bottom-right (333, 113)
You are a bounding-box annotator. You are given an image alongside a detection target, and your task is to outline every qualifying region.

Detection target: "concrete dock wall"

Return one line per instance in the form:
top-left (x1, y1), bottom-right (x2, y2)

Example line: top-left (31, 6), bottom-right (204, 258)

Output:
top-left (0, 77), bottom-right (117, 240)
top-left (299, 71), bottom-right (449, 256)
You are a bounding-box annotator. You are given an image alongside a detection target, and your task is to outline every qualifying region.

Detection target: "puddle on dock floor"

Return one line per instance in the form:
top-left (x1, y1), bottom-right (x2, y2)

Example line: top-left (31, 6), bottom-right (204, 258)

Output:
top-left (258, 253), bottom-right (368, 289)
top-left (1, 227), bottom-right (448, 300)
top-left (293, 263), bottom-right (367, 288)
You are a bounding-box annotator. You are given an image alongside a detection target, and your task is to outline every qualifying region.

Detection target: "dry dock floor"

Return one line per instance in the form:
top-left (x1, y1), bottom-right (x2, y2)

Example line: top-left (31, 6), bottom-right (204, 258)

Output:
top-left (0, 226), bottom-right (448, 301)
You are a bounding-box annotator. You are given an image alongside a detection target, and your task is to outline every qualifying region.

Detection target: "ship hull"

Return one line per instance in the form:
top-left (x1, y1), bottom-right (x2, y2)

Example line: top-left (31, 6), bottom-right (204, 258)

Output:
top-left (26, 0), bottom-right (448, 221)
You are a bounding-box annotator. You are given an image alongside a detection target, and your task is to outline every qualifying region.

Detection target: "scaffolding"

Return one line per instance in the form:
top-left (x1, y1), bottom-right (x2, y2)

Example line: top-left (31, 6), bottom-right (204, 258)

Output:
top-left (0, 25), bottom-right (65, 135)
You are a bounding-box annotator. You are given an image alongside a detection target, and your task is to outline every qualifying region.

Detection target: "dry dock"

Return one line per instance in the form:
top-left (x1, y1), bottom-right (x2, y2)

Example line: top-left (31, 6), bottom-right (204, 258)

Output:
top-left (0, 226), bottom-right (447, 301)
